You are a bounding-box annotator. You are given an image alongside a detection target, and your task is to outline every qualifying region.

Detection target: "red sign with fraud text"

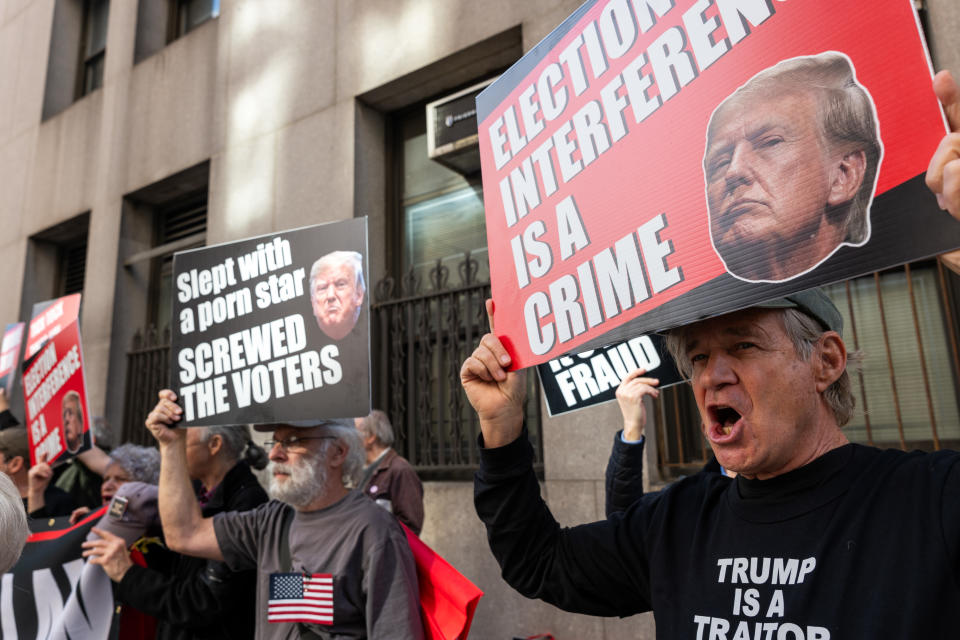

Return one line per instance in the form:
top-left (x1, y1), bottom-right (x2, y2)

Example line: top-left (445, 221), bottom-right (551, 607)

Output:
top-left (477, 0), bottom-right (957, 368)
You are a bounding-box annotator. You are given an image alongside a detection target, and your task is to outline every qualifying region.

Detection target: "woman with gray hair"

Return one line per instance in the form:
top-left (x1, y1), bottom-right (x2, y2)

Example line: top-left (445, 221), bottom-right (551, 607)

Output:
top-left (69, 443), bottom-right (161, 523)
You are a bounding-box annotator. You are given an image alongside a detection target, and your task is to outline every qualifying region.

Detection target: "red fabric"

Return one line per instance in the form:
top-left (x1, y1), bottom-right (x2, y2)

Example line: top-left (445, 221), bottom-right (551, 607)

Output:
top-left (117, 547), bottom-right (158, 640)
top-left (401, 524), bottom-right (483, 640)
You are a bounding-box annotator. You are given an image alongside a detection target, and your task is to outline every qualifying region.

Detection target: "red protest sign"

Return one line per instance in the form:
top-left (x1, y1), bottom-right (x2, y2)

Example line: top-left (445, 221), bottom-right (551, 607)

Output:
top-left (25, 293), bottom-right (81, 360)
top-left (0, 323), bottom-right (25, 394)
top-left (477, 0), bottom-right (956, 368)
top-left (22, 317), bottom-right (91, 465)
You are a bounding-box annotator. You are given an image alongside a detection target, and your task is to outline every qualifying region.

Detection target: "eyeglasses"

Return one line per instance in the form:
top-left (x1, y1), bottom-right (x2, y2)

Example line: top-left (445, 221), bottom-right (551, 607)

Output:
top-left (264, 435), bottom-right (338, 452)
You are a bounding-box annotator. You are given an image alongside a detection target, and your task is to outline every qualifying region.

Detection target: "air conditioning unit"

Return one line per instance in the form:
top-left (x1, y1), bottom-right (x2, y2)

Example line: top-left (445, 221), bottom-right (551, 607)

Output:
top-left (426, 77), bottom-right (496, 176)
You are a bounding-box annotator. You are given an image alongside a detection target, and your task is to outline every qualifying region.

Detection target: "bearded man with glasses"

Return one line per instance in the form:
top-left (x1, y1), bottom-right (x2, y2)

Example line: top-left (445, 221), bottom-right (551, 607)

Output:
top-left (145, 389), bottom-right (424, 640)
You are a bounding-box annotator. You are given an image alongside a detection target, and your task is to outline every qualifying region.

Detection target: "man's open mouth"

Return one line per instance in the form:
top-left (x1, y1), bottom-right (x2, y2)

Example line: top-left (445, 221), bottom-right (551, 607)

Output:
top-left (709, 405), bottom-right (742, 436)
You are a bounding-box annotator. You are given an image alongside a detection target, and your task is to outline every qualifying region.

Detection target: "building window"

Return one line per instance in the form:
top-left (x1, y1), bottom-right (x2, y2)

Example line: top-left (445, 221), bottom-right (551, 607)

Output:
top-left (371, 94), bottom-right (542, 480)
top-left (78, 0), bottom-right (109, 97)
top-left (824, 263), bottom-right (960, 451)
top-left (58, 237), bottom-right (88, 297)
top-left (395, 103), bottom-right (488, 284)
top-left (119, 197), bottom-right (206, 445)
top-left (19, 214), bottom-right (90, 335)
top-left (148, 198), bottom-right (207, 335)
top-left (172, 0), bottom-right (219, 39)
top-left (133, 0), bottom-right (219, 64)
top-left (114, 163), bottom-right (208, 445)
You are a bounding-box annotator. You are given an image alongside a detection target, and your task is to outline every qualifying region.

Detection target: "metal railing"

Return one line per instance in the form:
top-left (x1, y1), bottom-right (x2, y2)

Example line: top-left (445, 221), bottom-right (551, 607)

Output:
top-left (653, 259), bottom-right (960, 475)
top-left (121, 326), bottom-right (171, 446)
top-left (371, 251), bottom-right (543, 480)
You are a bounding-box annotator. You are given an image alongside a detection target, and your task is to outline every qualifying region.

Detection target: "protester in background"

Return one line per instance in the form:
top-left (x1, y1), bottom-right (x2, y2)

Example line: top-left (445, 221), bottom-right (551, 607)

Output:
top-left (355, 410), bottom-right (424, 535)
top-left (83, 426), bottom-right (268, 640)
top-left (70, 443), bottom-right (160, 523)
top-left (0, 471), bottom-right (27, 572)
top-left (146, 390), bottom-right (424, 639)
top-left (309, 250), bottom-right (365, 340)
top-left (604, 368), bottom-right (659, 519)
top-left (0, 427), bottom-right (77, 518)
top-left (605, 369), bottom-right (730, 518)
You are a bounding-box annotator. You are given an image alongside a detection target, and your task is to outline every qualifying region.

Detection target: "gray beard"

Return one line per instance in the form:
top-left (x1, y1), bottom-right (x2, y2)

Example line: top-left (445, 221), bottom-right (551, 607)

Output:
top-left (268, 454), bottom-right (328, 509)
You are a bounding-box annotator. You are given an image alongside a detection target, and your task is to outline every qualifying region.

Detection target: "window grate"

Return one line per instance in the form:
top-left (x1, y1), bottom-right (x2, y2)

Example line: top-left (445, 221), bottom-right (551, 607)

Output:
top-left (159, 202), bottom-right (207, 244)
top-left (60, 241), bottom-right (88, 296)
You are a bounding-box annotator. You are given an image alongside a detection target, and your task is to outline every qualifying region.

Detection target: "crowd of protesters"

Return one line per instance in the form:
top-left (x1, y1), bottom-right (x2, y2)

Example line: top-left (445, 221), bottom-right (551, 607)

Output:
top-left (0, 67), bottom-right (957, 640)
top-left (0, 372), bottom-right (425, 639)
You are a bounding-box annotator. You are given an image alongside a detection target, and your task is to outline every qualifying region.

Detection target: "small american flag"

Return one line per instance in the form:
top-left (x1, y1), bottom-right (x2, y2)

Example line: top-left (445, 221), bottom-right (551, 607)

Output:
top-left (268, 572), bottom-right (335, 625)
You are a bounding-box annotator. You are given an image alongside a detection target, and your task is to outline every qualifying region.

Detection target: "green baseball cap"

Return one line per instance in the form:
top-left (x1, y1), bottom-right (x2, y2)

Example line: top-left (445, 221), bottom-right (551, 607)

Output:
top-left (752, 288), bottom-right (843, 336)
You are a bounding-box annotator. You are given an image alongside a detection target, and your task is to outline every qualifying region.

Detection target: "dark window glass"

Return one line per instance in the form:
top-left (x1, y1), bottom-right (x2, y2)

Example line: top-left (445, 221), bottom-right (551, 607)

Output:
top-left (398, 109), bottom-right (488, 283)
top-left (371, 98), bottom-right (542, 479)
top-left (176, 0), bottom-right (219, 38)
top-left (80, 0), bottom-right (109, 96)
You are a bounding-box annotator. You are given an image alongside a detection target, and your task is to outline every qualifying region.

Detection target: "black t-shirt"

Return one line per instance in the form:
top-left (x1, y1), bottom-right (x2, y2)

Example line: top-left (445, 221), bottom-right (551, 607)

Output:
top-left (477, 437), bottom-right (960, 638)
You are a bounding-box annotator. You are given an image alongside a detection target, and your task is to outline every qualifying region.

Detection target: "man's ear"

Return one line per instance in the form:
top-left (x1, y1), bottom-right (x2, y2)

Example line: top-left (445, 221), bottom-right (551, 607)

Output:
top-left (8, 456), bottom-right (25, 474)
top-left (326, 440), bottom-right (347, 469)
top-left (814, 332), bottom-right (847, 392)
top-left (208, 434), bottom-right (223, 457)
top-left (827, 150), bottom-right (867, 207)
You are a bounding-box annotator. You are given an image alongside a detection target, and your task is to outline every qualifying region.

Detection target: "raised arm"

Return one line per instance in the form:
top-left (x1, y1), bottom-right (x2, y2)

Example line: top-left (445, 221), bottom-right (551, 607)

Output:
top-left (145, 389), bottom-right (222, 561)
top-left (605, 369), bottom-right (659, 518)
top-left (459, 299), bottom-right (527, 448)
top-left (75, 445), bottom-right (112, 476)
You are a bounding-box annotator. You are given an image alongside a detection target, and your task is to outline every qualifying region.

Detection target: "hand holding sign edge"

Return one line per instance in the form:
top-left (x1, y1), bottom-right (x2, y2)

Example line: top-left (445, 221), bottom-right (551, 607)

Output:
top-left (926, 70), bottom-right (960, 219)
top-left (145, 389), bottom-right (185, 448)
top-left (615, 369), bottom-right (660, 442)
top-left (460, 299), bottom-right (527, 448)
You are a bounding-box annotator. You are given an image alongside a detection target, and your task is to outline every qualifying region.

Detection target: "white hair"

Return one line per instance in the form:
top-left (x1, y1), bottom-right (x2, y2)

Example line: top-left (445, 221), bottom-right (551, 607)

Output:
top-left (315, 420), bottom-right (365, 487)
top-left (0, 472), bottom-right (27, 572)
top-left (309, 251), bottom-right (365, 296)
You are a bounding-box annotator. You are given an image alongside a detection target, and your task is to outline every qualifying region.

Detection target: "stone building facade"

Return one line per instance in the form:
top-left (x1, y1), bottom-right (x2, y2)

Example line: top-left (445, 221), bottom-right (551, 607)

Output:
top-left (1, 1), bottom-right (958, 637)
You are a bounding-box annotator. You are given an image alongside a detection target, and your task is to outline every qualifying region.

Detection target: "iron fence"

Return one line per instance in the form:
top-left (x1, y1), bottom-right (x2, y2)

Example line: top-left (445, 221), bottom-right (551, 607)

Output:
top-left (122, 326), bottom-right (170, 446)
top-left (371, 252), bottom-right (543, 480)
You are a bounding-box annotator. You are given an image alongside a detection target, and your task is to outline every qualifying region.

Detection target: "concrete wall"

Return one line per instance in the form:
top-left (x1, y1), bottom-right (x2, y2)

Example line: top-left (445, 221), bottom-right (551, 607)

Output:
top-left (2, 0), bottom-right (959, 638)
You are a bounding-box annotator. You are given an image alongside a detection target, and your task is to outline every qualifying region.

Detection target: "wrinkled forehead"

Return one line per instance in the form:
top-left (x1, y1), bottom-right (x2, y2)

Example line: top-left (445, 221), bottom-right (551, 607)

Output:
top-left (679, 308), bottom-right (785, 351)
top-left (707, 88), bottom-right (818, 145)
